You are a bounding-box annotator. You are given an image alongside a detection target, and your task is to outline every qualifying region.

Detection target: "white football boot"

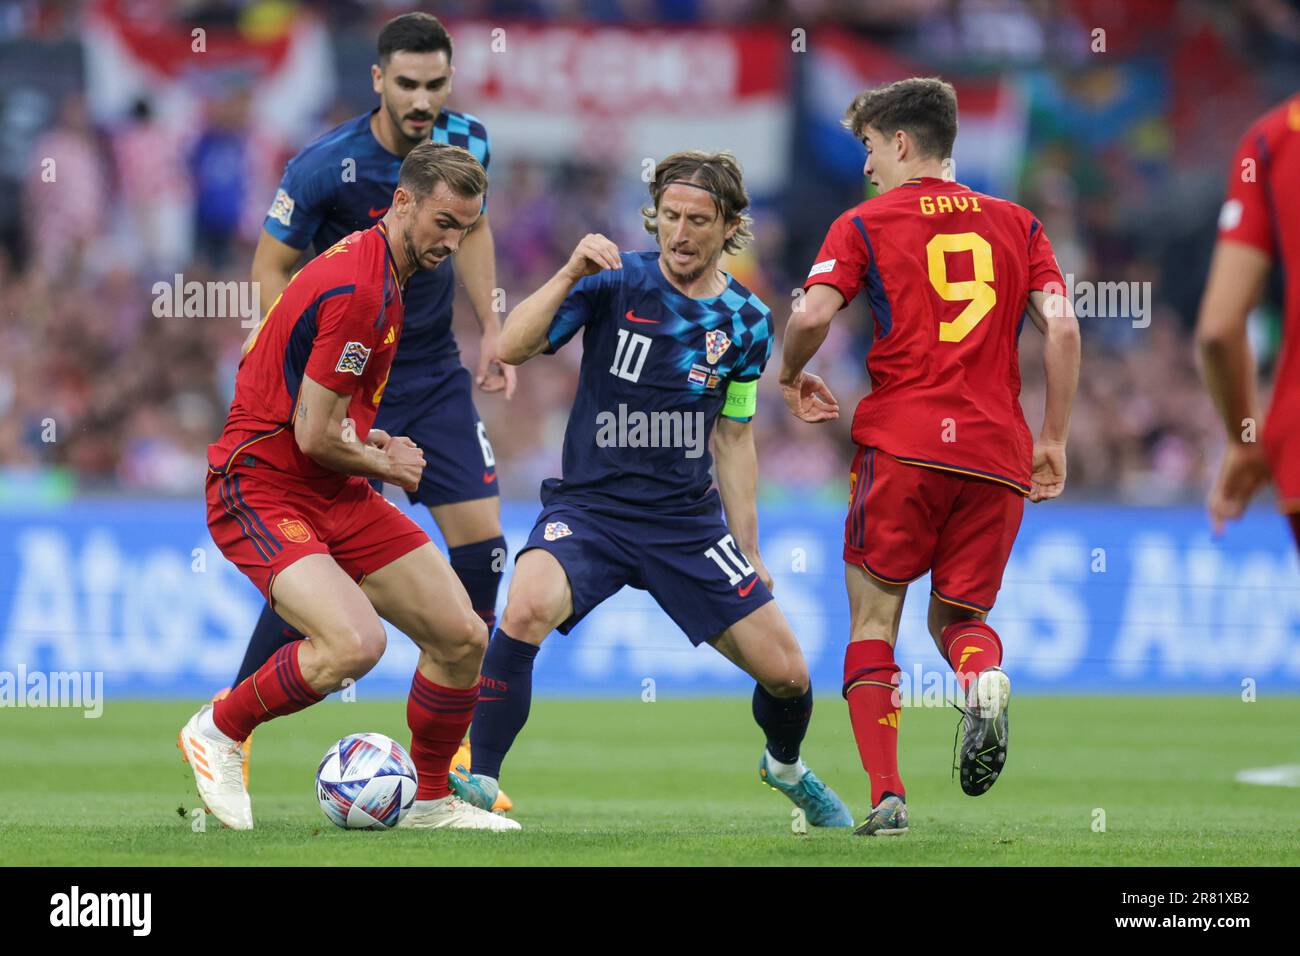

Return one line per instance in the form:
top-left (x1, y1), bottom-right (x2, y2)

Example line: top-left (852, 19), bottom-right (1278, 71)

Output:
top-left (398, 795), bottom-right (522, 831)
top-left (178, 705), bottom-right (254, 830)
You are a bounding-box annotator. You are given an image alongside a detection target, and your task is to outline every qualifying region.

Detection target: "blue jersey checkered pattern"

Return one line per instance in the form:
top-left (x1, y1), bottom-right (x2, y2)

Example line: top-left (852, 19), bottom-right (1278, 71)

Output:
top-left (262, 108), bottom-right (490, 377)
top-left (543, 251), bottom-right (773, 513)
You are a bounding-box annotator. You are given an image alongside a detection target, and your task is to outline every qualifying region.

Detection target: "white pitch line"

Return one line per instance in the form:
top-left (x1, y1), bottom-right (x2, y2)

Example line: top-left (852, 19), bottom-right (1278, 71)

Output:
top-left (1235, 765), bottom-right (1300, 787)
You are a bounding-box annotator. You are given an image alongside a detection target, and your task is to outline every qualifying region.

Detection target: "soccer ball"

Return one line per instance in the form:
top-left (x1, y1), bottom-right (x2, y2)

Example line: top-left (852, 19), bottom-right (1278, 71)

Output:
top-left (316, 733), bottom-right (418, 830)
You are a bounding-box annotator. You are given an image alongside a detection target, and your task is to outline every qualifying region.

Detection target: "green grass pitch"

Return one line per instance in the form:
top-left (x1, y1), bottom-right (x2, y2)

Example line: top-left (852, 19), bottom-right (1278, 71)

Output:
top-left (3, 695), bottom-right (1298, 866)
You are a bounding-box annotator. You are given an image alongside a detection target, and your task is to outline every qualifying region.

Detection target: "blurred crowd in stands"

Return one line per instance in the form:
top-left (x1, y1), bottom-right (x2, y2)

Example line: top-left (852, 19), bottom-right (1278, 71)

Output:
top-left (7, 0), bottom-right (1300, 52)
top-left (1, 0), bottom-right (1298, 504)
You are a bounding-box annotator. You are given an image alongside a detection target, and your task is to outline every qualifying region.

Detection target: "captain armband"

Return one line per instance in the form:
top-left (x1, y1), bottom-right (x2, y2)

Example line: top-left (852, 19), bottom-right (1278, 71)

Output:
top-left (721, 378), bottom-right (758, 421)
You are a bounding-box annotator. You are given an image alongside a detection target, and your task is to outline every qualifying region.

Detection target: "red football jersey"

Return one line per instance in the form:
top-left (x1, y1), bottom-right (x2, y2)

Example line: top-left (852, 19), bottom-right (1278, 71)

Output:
top-left (208, 222), bottom-right (405, 494)
top-left (1217, 94), bottom-right (1300, 498)
top-left (806, 177), bottom-right (1063, 492)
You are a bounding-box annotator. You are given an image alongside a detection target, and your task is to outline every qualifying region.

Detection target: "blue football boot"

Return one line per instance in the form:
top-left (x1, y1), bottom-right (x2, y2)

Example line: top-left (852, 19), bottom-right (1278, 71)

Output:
top-left (448, 762), bottom-right (501, 812)
top-left (759, 752), bottom-right (854, 827)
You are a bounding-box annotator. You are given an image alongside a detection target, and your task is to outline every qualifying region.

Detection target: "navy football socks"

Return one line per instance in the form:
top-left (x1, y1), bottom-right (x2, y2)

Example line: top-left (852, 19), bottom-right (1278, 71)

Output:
top-left (752, 683), bottom-right (813, 764)
top-left (448, 536), bottom-right (507, 631)
top-left (470, 629), bottom-right (540, 780)
top-left (232, 604), bottom-right (301, 688)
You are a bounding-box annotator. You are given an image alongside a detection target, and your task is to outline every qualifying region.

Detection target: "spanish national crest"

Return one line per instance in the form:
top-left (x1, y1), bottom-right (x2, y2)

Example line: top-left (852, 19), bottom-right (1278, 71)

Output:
top-left (278, 519), bottom-right (311, 544)
top-left (704, 329), bottom-right (731, 365)
top-left (544, 521), bottom-right (573, 541)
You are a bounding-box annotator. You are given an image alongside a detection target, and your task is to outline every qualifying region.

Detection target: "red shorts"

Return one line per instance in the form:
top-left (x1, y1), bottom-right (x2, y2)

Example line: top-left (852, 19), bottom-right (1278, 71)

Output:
top-left (843, 447), bottom-right (1025, 612)
top-left (206, 468), bottom-right (429, 600)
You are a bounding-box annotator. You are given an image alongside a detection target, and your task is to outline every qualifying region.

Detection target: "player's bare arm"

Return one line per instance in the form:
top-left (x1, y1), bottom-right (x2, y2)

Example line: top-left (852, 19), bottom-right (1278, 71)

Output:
top-left (1196, 239), bottom-right (1274, 532)
top-left (1024, 289), bottom-right (1081, 502)
top-left (777, 283), bottom-right (842, 423)
top-left (454, 213), bottom-right (517, 399)
top-left (250, 229), bottom-right (304, 311)
top-left (294, 374), bottom-right (425, 490)
top-left (713, 415), bottom-right (772, 590)
top-left (240, 230), bottom-right (305, 353)
top-left (498, 233), bottom-right (622, 365)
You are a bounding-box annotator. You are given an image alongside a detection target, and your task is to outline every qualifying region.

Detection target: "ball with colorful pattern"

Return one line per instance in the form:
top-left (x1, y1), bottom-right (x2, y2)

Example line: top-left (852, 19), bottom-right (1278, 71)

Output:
top-left (316, 732), bottom-right (418, 830)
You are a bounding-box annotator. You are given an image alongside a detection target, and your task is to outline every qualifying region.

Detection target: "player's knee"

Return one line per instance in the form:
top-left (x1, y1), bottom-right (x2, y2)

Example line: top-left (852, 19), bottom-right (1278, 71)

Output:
top-left (326, 621), bottom-right (387, 681)
top-left (463, 613), bottom-right (490, 660)
top-left (500, 593), bottom-right (561, 644)
top-left (441, 612), bottom-right (489, 667)
top-left (761, 651), bottom-right (810, 698)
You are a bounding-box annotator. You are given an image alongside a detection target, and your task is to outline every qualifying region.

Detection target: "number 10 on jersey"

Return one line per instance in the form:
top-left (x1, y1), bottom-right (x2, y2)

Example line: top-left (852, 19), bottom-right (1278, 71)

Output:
top-left (610, 329), bottom-right (652, 382)
top-left (705, 534), bottom-right (755, 585)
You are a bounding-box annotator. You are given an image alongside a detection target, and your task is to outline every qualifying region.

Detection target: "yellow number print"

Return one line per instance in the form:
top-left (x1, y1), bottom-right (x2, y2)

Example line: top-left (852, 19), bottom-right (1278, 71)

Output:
top-left (372, 369), bottom-right (390, 406)
top-left (925, 232), bottom-right (996, 343)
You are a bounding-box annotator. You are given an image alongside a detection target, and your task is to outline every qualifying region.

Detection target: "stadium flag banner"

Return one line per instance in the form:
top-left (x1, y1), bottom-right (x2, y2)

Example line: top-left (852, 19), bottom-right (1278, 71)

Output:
top-left (803, 31), bottom-right (1027, 198)
top-left (82, 0), bottom-right (335, 144)
top-left (441, 21), bottom-right (791, 194)
top-left (1, 500), bottom-right (1297, 699)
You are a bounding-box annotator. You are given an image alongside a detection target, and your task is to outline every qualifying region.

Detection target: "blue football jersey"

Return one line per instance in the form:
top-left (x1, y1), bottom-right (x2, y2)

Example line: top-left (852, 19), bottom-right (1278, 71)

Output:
top-left (542, 251), bottom-right (773, 512)
top-left (263, 108), bottom-right (491, 380)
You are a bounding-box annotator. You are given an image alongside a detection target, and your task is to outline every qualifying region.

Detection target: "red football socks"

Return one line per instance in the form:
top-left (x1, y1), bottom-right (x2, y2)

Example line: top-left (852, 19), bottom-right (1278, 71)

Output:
top-left (407, 670), bottom-right (479, 800)
top-left (940, 619), bottom-right (1003, 693)
top-left (842, 639), bottom-right (904, 805)
top-left (212, 640), bottom-right (324, 742)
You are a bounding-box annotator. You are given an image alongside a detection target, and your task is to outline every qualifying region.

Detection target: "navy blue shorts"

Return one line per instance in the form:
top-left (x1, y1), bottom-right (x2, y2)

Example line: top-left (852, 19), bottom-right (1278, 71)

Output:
top-left (373, 365), bottom-right (499, 507)
top-left (520, 494), bottom-right (774, 646)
